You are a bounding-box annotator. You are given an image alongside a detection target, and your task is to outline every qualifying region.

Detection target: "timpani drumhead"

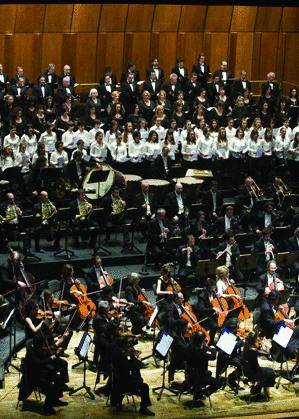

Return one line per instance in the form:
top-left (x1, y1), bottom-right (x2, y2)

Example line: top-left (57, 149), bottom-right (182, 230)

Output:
top-left (83, 164), bottom-right (115, 200)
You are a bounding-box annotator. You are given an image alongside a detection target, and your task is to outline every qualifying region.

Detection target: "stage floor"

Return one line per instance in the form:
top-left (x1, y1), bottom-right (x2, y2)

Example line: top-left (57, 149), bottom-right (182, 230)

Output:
top-left (0, 330), bottom-right (298, 418)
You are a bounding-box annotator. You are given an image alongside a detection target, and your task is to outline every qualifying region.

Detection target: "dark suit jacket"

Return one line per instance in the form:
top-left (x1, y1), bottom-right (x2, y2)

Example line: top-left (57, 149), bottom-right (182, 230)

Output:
top-left (146, 66), bottom-right (164, 81)
top-left (288, 236), bottom-right (299, 253)
top-left (258, 298), bottom-right (281, 338)
top-left (216, 216), bottom-right (240, 235)
top-left (191, 63), bottom-right (211, 88)
top-left (56, 85), bottom-right (75, 100)
top-left (153, 155), bottom-right (173, 180)
top-left (202, 191), bottom-right (223, 215)
top-left (66, 159), bottom-right (88, 186)
top-left (214, 241), bottom-right (240, 266)
top-left (184, 80), bottom-right (201, 104)
top-left (261, 81), bottom-right (280, 99)
top-left (163, 191), bottom-right (189, 219)
top-left (171, 66), bottom-right (189, 86)
top-left (120, 81), bottom-right (139, 111)
top-left (32, 84), bottom-right (52, 103)
top-left (163, 83), bottom-right (183, 102)
top-left (142, 79), bottom-right (162, 99)
top-left (136, 192), bottom-right (156, 218)
top-left (256, 272), bottom-right (282, 296)
top-left (98, 83), bottom-right (116, 107)
top-left (0, 73), bottom-right (10, 92)
top-left (120, 69), bottom-right (140, 84)
top-left (147, 218), bottom-right (170, 247)
top-left (231, 79), bottom-right (252, 99)
top-left (42, 71), bottom-right (59, 93)
top-left (10, 75), bottom-right (31, 88)
top-left (58, 73), bottom-right (76, 87)
top-left (177, 244), bottom-right (200, 269)
top-left (254, 238), bottom-right (276, 265)
top-left (207, 82), bottom-right (221, 105)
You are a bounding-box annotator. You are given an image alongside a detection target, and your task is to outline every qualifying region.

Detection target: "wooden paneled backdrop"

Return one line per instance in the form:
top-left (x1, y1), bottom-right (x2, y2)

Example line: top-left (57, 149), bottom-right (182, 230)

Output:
top-left (0, 4), bottom-right (298, 93)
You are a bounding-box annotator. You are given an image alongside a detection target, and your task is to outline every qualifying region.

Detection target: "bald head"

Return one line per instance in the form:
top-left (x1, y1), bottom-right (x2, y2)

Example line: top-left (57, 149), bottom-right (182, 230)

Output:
top-left (175, 183), bottom-right (183, 195)
top-left (141, 181), bottom-right (149, 194)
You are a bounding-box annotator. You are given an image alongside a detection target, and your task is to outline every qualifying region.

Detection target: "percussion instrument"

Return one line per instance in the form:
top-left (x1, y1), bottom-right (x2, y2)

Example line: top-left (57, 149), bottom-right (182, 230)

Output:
top-left (144, 178), bottom-right (169, 187)
top-left (83, 164), bottom-right (115, 201)
top-left (173, 176), bottom-right (203, 185)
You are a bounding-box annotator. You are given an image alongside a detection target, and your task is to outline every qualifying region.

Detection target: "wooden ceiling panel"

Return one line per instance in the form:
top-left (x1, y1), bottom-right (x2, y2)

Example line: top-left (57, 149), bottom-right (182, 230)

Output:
top-left (230, 6), bottom-right (257, 32)
top-left (152, 5), bottom-right (181, 32)
top-left (255, 7), bottom-right (283, 32)
top-left (126, 5), bottom-right (155, 32)
top-left (0, 5), bottom-right (17, 33)
top-left (41, 33), bottom-right (63, 74)
top-left (14, 4), bottom-right (46, 33)
top-left (281, 7), bottom-right (299, 32)
top-left (99, 5), bottom-right (128, 32)
top-left (71, 4), bottom-right (101, 33)
top-left (179, 6), bottom-right (207, 32)
top-left (44, 4), bottom-right (73, 33)
top-left (205, 6), bottom-right (233, 32)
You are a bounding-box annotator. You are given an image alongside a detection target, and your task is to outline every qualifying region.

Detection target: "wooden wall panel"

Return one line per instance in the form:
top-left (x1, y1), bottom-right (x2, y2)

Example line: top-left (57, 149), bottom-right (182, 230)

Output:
top-left (258, 32), bottom-right (279, 79)
top-left (151, 32), bottom-right (177, 79)
top-left (283, 33), bottom-right (299, 84)
top-left (230, 6), bottom-right (257, 32)
top-left (71, 4), bottom-right (101, 33)
top-left (97, 32), bottom-right (125, 80)
top-left (73, 34), bottom-right (97, 83)
top-left (234, 33), bottom-right (254, 78)
top-left (123, 32), bottom-right (151, 80)
top-left (208, 33), bottom-right (229, 74)
top-left (179, 6), bottom-right (207, 32)
top-left (44, 4), bottom-right (73, 33)
top-left (281, 8), bottom-right (299, 33)
top-left (126, 5), bottom-right (155, 32)
top-left (15, 4), bottom-right (46, 33)
top-left (152, 5), bottom-right (181, 32)
top-left (205, 6), bottom-right (233, 32)
top-left (99, 5), bottom-right (128, 32)
top-left (177, 32), bottom-right (204, 73)
top-left (41, 33), bottom-right (63, 74)
top-left (0, 5), bottom-right (17, 34)
top-left (255, 7), bottom-right (282, 32)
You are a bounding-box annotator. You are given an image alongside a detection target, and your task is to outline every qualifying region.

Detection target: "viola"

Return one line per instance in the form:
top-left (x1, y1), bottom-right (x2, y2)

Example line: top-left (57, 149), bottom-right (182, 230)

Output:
top-left (99, 265), bottom-right (114, 287)
top-left (70, 279), bottom-right (96, 320)
top-left (224, 281), bottom-right (250, 321)
top-left (181, 302), bottom-right (210, 345)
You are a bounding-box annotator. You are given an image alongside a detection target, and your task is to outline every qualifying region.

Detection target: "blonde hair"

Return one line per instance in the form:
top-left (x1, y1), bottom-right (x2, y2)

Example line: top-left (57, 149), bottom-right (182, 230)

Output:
top-left (216, 265), bottom-right (229, 280)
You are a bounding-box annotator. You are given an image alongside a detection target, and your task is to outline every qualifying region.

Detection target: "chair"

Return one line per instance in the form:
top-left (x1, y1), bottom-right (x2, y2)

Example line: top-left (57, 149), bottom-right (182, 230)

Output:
top-left (178, 383), bottom-right (213, 409)
top-left (106, 367), bottom-right (137, 412)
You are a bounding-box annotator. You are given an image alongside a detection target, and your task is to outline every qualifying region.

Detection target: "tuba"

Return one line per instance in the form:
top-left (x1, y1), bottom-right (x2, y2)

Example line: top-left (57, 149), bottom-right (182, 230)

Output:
top-left (111, 197), bottom-right (126, 215)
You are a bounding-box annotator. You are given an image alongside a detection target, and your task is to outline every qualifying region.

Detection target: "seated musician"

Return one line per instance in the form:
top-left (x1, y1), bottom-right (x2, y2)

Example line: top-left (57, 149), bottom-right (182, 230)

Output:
top-left (33, 190), bottom-right (59, 252)
top-left (102, 186), bottom-right (130, 249)
top-left (177, 234), bottom-right (200, 287)
top-left (256, 260), bottom-right (285, 306)
top-left (254, 202), bottom-right (280, 233)
top-left (164, 182), bottom-right (189, 221)
top-left (202, 180), bottom-right (223, 220)
top-left (110, 335), bottom-right (155, 416)
top-left (125, 272), bottom-right (149, 336)
top-left (194, 278), bottom-right (221, 344)
top-left (136, 180), bottom-right (156, 227)
top-left (90, 300), bottom-right (112, 372)
top-left (242, 331), bottom-right (276, 399)
top-left (0, 250), bottom-right (27, 303)
top-left (0, 192), bottom-right (22, 253)
top-left (215, 265), bottom-right (241, 302)
top-left (214, 205), bottom-right (240, 236)
top-left (23, 298), bottom-right (46, 340)
top-left (70, 189), bottom-right (95, 248)
top-left (66, 150), bottom-right (90, 188)
top-left (153, 145), bottom-right (173, 180)
top-left (85, 255), bottom-right (112, 294)
top-left (213, 230), bottom-right (244, 283)
top-left (100, 285), bottom-right (132, 321)
top-left (185, 332), bottom-right (221, 403)
top-left (147, 208), bottom-right (170, 266)
top-left (254, 228), bottom-right (277, 275)
top-left (18, 325), bottom-right (70, 415)
top-left (156, 264), bottom-right (181, 298)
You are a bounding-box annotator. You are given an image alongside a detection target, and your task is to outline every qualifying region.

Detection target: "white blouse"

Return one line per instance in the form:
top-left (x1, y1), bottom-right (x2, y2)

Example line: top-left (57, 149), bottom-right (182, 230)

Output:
top-left (62, 130), bottom-right (77, 149)
top-left (229, 138), bottom-right (248, 158)
top-left (110, 142), bottom-right (128, 162)
top-left (21, 134), bottom-right (37, 157)
top-left (181, 141), bottom-right (198, 161)
top-left (3, 134), bottom-right (20, 152)
top-left (197, 137), bottom-right (214, 159)
top-left (50, 150), bottom-right (69, 167)
top-left (39, 131), bottom-right (57, 153)
top-left (247, 139), bottom-right (263, 158)
top-left (142, 142), bottom-right (161, 160)
top-left (128, 142), bottom-right (144, 162)
top-left (90, 141), bottom-right (108, 162)
top-left (261, 140), bottom-right (273, 156)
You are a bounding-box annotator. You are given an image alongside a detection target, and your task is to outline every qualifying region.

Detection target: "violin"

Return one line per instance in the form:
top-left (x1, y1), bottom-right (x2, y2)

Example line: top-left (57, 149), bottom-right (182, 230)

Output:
top-left (224, 281), bottom-right (251, 321)
top-left (70, 279), bottom-right (97, 320)
top-left (36, 309), bottom-right (53, 320)
top-left (181, 302), bottom-right (210, 345)
top-left (50, 297), bottom-right (71, 310)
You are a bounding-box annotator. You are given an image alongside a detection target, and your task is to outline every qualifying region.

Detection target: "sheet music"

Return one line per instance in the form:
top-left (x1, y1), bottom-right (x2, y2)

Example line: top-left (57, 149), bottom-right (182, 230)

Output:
top-left (216, 329), bottom-right (237, 355)
top-left (148, 305), bottom-right (158, 327)
top-left (156, 332), bottom-right (173, 357)
top-left (78, 332), bottom-right (92, 358)
top-left (3, 308), bottom-right (15, 330)
top-left (273, 323), bottom-right (293, 348)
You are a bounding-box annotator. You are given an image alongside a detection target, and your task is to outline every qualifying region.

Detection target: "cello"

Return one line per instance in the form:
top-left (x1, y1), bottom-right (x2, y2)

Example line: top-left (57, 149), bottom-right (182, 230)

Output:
top-left (211, 295), bottom-right (229, 328)
top-left (224, 280), bottom-right (251, 321)
top-left (181, 302), bottom-right (210, 345)
top-left (70, 279), bottom-right (97, 320)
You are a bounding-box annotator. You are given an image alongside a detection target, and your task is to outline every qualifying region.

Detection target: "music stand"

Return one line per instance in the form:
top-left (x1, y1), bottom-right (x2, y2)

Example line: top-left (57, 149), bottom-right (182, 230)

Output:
top-left (123, 207), bottom-right (143, 254)
top-left (20, 215), bottom-right (42, 262)
top-left (152, 331), bottom-right (178, 400)
top-left (3, 308), bottom-right (20, 373)
top-left (195, 259), bottom-right (218, 278)
top-left (54, 207), bottom-right (75, 259)
top-left (40, 167), bottom-right (64, 188)
top-left (87, 170), bottom-right (109, 200)
top-left (236, 254), bottom-right (258, 298)
top-left (88, 208), bottom-right (111, 256)
top-left (69, 331), bottom-right (95, 399)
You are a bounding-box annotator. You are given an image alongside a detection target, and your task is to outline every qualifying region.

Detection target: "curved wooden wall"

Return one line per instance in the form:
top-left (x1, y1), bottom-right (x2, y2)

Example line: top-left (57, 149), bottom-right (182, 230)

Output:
top-left (0, 4), bottom-right (298, 91)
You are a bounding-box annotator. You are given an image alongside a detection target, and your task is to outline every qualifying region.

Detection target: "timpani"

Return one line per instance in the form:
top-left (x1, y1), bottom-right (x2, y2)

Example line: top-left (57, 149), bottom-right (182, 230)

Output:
top-left (124, 174), bottom-right (143, 206)
top-left (143, 178), bottom-right (171, 206)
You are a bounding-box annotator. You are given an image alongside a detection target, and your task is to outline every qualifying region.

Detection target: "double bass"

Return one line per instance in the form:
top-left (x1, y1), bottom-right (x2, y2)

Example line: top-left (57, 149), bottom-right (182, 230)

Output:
top-left (70, 279), bottom-right (97, 320)
top-left (181, 302), bottom-right (210, 345)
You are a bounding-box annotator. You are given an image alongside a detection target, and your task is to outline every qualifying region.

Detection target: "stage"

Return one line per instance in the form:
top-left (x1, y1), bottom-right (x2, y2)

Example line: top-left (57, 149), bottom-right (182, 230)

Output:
top-left (0, 330), bottom-right (298, 419)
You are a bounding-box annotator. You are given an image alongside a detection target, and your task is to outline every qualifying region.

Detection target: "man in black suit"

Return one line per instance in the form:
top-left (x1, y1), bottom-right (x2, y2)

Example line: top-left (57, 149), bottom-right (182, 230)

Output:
top-left (99, 67), bottom-right (117, 86)
top-left (191, 53), bottom-right (211, 89)
top-left (214, 230), bottom-right (244, 282)
top-left (207, 75), bottom-right (222, 105)
top-left (66, 150), bottom-right (89, 187)
top-left (85, 255), bottom-right (112, 293)
top-left (146, 58), bottom-right (164, 82)
top-left (231, 70), bottom-right (252, 100)
top-left (56, 77), bottom-right (75, 103)
top-left (98, 74), bottom-right (116, 109)
top-left (184, 72), bottom-right (201, 105)
top-left (177, 234), bottom-right (200, 287)
top-left (32, 75), bottom-right (52, 104)
top-left (163, 73), bottom-right (182, 103)
top-left (213, 61), bottom-right (234, 95)
top-left (120, 73), bottom-right (138, 114)
top-left (215, 205), bottom-right (240, 236)
top-left (0, 63), bottom-right (10, 96)
top-left (153, 146), bottom-right (173, 180)
top-left (202, 181), bottom-right (223, 219)
top-left (120, 61), bottom-right (140, 84)
top-left (254, 202), bottom-right (280, 233)
top-left (288, 227), bottom-right (299, 276)
top-left (9, 77), bottom-right (29, 107)
top-left (42, 63), bottom-right (58, 96)
top-left (164, 182), bottom-right (189, 220)
top-left (256, 260), bottom-right (285, 306)
top-left (147, 208), bottom-right (170, 265)
top-left (10, 66), bottom-right (31, 88)
top-left (171, 58), bottom-right (189, 88)
top-left (261, 72), bottom-right (280, 100)
top-left (254, 228), bottom-right (277, 275)
top-left (142, 71), bottom-right (161, 100)
top-left (58, 64), bottom-right (76, 87)
top-left (136, 180), bottom-right (156, 221)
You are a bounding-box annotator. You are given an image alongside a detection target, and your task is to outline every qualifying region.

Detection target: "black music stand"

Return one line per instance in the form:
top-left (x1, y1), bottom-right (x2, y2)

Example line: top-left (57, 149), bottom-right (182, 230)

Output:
top-left (40, 167), bottom-right (64, 188)
top-left (236, 254), bottom-right (258, 298)
top-left (54, 207), bottom-right (75, 259)
top-left (88, 208), bottom-right (111, 256)
top-left (87, 170), bottom-right (109, 200)
top-left (195, 259), bottom-right (218, 279)
top-left (69, 331), bottom-right (95, 399)
top-left (20, 215), bottom-right (42, 263)
top-left (123, 207), bottom-right (143, 254)
top-left (152, 331), bottom-right (178, 400)
top-left (4, 308), bottom-right (20, 373)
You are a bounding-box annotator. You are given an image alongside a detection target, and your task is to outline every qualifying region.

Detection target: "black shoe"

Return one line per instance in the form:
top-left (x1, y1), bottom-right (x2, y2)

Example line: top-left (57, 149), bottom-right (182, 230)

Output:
top-left (52, 399), bottom-right (69, 406)
top-left (88, 362), bottom-right (98, 372)
top-left (43, 405), bottom-right (57, 415)
top-left (95, 386), bottom-right (110, 397)
top-left (139, 407), bottom-right (155, 416)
